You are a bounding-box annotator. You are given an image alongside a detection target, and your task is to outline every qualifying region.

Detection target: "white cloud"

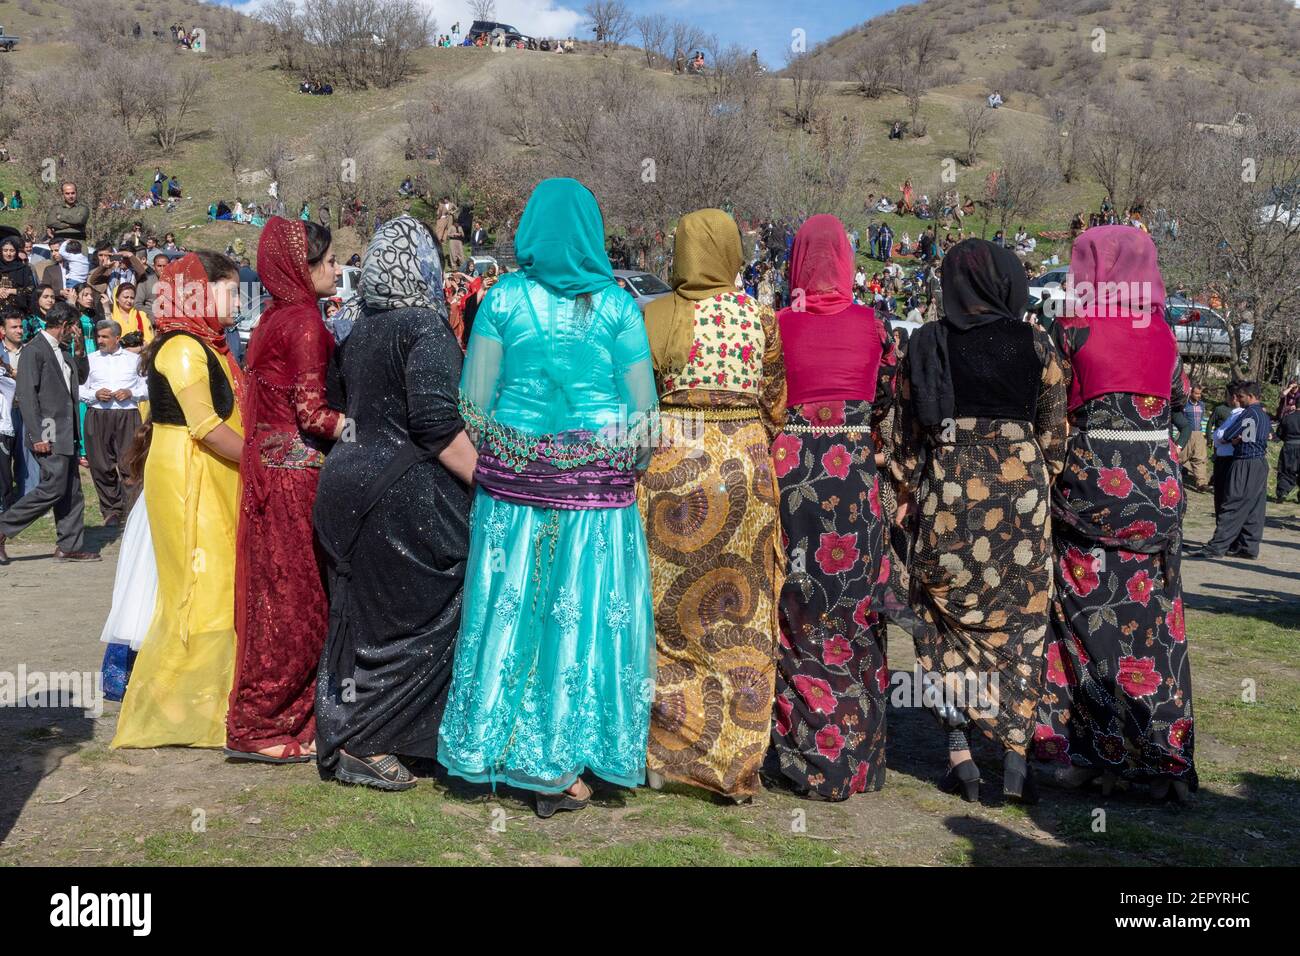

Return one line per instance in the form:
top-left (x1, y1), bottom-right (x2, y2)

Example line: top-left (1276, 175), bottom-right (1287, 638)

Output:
top-left (230, 1), bottom-right (587, 40)
top-left (426, 1), bottom-right (587, 39)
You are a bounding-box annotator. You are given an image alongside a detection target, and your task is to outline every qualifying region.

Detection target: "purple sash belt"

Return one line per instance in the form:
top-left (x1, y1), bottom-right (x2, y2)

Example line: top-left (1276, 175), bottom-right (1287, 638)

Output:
top-left (475, 451), bottom-right (636, 510)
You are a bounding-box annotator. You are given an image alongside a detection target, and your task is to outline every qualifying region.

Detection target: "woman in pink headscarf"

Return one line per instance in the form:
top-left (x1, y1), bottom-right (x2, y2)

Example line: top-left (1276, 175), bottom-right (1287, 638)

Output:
top-left (763, 214), bottom-right (899, 801)
top-left (1034, 225), bottom-right (1196, 803)
top-left (226, 217), bottom-right (346, 763)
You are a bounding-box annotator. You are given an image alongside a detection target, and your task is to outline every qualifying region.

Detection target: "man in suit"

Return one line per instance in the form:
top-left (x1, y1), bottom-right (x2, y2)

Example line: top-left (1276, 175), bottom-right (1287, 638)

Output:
top-left (0, 302), bottom-right (98, 564)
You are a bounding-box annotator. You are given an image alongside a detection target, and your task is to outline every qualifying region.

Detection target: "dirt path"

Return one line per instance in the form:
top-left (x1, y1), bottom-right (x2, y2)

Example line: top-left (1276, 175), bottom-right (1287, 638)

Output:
top-left (1, 489), bottom-right (1297, 865)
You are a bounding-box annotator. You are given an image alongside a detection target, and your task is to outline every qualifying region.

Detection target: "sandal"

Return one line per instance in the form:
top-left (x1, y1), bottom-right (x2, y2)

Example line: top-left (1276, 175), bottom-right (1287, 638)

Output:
top-left (223, 740), bottom-right (314, 765)
top-left (334, 751), bottom-right (416, 792)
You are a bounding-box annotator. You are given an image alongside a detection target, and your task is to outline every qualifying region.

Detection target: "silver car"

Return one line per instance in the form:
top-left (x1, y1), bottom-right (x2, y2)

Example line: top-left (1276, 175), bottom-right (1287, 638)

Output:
top-left (613, 269), bottom-right (671, 310)
top-left (1165, 300), bottom-right (1252, 362)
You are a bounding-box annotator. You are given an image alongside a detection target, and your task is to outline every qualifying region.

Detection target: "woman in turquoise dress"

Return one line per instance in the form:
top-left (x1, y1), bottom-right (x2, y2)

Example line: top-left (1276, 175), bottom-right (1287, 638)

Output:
top-left (437, 178), bottom-right (659, 819)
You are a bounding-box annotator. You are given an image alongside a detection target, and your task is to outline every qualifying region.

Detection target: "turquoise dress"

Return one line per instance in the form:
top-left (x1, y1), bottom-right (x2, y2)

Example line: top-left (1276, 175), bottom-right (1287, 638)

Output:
top-left (437, 271), bottom-right (659, 793)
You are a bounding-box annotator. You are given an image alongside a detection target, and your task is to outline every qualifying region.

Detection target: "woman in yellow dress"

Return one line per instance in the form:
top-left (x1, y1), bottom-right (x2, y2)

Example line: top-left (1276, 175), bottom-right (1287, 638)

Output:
top-left (112, 252), bottom-right (245, 749)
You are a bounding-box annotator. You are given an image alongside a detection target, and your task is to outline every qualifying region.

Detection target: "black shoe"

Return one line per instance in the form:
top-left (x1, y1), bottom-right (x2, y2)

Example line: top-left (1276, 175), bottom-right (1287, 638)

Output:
top-left (534, 791), bottom-right (589, 819)
top-left (1003, 752), bottom-right (1039, 804)
top-left (334, 751), bottom-right (416, 791)
top-left (1183, 545), bottom-right (1222, 559)
top-left (939, 759), bottom-right (981, 803)
top-left (1227, 548), bottom-right (1258, 560)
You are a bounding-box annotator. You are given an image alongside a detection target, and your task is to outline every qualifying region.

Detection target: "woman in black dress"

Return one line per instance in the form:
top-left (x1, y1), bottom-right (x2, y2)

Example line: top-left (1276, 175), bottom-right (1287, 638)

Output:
top-left (314, 215), bottom-right (479, 790)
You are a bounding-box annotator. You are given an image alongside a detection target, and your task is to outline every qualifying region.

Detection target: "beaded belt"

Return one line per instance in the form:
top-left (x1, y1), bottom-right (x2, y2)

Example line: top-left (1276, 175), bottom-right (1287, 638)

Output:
top-left (1082, 428), bottom-right (1170, 442)
top-left (661, 405), bottom-right (760, 421)
top-left (783, 423), bottom-right (868, 435)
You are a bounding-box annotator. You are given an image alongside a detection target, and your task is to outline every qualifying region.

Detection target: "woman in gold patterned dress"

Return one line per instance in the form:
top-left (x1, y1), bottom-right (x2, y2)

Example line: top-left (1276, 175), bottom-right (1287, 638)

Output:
top-left (893, 239), bottom-right (1067, 804)
top-left (639, 209), bottom-right (786, 800)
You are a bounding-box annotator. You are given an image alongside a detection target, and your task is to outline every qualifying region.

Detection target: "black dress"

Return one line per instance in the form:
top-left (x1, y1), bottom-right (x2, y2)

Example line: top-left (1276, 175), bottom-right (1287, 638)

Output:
top-left (313, 303), bottom-right (470, 777)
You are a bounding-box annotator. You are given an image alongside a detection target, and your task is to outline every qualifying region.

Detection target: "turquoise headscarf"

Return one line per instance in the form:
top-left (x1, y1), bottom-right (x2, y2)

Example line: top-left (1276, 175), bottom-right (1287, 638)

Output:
top-left (513, 178), bottom-right (614, 299)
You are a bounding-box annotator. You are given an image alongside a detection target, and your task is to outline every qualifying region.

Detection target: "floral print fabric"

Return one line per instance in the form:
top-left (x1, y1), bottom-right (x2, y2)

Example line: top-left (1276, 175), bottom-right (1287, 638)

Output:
top-left (1036, 375), bottom-right (1197, 788)
top-left (766, 399), bottom-right (894, 800)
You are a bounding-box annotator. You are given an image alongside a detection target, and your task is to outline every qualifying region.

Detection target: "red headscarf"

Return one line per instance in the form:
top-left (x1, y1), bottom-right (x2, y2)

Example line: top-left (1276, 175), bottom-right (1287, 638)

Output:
top-left (1063, 225), bottom-right (1166, 327)
top-left (152, 252), bottom-right (245, 402)
top-left (256, 216), bottom-right (318, 310)
top-left (789, 214), bottom-right (854, 315)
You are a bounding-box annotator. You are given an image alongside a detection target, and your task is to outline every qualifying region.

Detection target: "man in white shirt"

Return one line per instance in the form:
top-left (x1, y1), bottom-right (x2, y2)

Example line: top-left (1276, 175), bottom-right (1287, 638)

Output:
top-left (1211, 396), bottom-right (1243, 519)
top-left (80, 320), bottom-right (147, 525)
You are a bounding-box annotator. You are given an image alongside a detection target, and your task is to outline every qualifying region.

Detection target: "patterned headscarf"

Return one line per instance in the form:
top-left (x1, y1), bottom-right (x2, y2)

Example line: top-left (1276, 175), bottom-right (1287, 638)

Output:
top-left (358, 215), bottom-right (446, 316)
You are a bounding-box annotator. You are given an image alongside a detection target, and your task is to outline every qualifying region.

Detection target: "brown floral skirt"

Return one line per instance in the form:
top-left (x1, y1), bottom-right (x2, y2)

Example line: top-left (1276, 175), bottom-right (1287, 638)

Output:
top-left (908, 418), bottom-right (1053, 756)
top-left (639, 412), bottom-right (782, 797)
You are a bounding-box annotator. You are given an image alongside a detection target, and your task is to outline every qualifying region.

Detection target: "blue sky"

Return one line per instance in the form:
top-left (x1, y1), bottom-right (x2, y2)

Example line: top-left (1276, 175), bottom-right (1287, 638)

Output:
top-left (224, 1), bottom-right (899, 66)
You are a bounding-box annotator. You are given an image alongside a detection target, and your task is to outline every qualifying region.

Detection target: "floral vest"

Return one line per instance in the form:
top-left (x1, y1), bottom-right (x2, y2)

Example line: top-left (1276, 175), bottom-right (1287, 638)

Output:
top-left (659, 291), bottom-right (765, 397)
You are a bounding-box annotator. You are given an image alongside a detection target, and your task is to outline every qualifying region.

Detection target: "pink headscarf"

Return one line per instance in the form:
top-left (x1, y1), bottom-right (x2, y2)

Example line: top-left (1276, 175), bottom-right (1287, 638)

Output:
top-left (789, 214), bottom-right (854, 316)
top-left (1063, 225), bottom-right (1166, 328)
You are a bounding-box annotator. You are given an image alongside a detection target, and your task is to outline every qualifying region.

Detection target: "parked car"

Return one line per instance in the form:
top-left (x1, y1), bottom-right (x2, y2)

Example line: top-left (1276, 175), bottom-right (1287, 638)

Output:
top-left (234, 266), bottom-right (271, 349)
top-left (1026, 265), bottom-right (1070, 311)
top-left (1258, 183), bottom-right (1299, 230)
top-left (1165, 299), bottom-right (1252, 363)
top-left (613, 269), bottom-right (671, 310)
top-left (0, 26), bottom-right (21, 53)
top-left (467, 255), bottom-right (499, 276)
top-left (467, 20), bottom-right (533, 46)
top-left (335, 265), bottom-right (360, 301)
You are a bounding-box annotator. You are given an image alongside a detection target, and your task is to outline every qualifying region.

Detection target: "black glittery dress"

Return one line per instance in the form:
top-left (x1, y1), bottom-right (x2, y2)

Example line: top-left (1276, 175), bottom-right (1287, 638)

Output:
top-left (313, 303), bottom-right (471, 777)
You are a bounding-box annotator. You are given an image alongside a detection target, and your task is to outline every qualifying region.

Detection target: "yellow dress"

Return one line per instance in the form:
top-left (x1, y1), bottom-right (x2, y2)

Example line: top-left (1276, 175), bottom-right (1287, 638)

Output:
top-left (112, 335), bottom-right (243, 749)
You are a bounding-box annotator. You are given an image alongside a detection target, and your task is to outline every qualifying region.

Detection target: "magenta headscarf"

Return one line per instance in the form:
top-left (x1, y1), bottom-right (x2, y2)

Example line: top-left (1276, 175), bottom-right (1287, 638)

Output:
top-left (1062, 225), bottom-right (1176, 408)
top-left (1063, 225), bottom-right (1166, 328)
top-left (789, 214), bottom-right (854, 315)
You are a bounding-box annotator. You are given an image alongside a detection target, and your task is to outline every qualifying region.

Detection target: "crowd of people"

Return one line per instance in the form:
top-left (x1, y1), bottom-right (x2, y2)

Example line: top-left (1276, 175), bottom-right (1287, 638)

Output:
top-left (2, 173), bottom-right (1297, 822)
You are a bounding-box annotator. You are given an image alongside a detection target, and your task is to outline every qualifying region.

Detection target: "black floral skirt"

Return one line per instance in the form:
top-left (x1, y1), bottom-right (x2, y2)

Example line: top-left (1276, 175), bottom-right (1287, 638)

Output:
top-left (765, 400), bottom-right (891, 800)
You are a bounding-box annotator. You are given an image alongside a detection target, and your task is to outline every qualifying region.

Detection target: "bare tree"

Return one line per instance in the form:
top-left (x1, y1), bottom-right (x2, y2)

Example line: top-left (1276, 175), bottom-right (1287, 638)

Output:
top-left (8, 70), bottom-right (137, 240)
top-left (847, 33), bottom-right (894, 98)
top-left (584, 0), bottom-right (632, 53)
top-left (634, 13), bottom-right (669, 68)
top-left (668, 20), bottom-right (706, 73)
top-left (901, 67), bottom-right (931, 137)
top-left (988, 144), bottom-right (1060, 234)
top-left (469, 0), bottom-right (496, 20)
top-left (98, 49), bottom-right (151, 135)
top-left (1157, 99), bottom-right (1300, 377)
top-left (219, 117), bottom-right (253, 193)
top-left (145, 62), bottom-right (209, 152)
top-left (1084, 90), bottom-right (1184, 213)
top-left (958, 101), bottom-right (998, 167)
top-left (786, 52), bottom-right (829, 129)
top-left (1047, 97), bottom-right (1087, 183)
top-left (288, 0), bottom-right (431, 90)
top-left (261, 136), bottom-right (292, 193)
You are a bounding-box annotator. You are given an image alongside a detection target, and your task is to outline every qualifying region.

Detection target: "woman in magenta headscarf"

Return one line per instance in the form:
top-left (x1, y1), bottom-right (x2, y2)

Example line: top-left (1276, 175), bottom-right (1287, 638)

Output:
top-left (764, 214), bottom-right (899, 801)
top-left (1034, 225), bottom-right (1196, 803)
top-left (226, 217), bottom-right (346, 762)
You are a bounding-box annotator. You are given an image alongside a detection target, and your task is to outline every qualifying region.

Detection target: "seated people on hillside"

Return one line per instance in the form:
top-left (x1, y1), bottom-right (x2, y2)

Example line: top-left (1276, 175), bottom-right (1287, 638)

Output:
top-left (987, 90), bottom-right (1004, 108)
top-left (167, 177), bottom-right (182, 198)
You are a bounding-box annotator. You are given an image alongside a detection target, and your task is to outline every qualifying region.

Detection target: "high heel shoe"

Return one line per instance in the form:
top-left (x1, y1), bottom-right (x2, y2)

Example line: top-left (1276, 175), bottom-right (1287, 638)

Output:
top-left (1003, 752), bottom-right (1039, 804)
top-left (939, 759), bottom-right (981, 803)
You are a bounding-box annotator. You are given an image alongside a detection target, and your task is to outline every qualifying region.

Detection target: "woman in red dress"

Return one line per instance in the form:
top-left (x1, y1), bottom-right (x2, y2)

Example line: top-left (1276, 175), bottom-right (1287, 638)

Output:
top-left (226, 217), bottom-right (345, 762)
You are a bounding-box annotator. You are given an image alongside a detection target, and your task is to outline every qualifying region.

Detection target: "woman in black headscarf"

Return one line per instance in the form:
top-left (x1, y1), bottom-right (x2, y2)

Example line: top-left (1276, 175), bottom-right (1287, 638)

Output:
top-left (0, 235), bottom-right (37, 315)
top-left (892, 239), bottom-right (1068, 804)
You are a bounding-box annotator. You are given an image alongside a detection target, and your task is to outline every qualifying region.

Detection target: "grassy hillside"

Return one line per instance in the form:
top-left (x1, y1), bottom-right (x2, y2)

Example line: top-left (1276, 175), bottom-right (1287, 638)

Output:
top-left (811, 0), bottom-right (1300, 119)
top-left (3, 0), bottom-right (1290, 268)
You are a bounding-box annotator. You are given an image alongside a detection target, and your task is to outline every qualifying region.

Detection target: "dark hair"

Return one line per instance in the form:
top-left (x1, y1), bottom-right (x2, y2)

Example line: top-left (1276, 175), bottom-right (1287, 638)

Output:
top-left (114, 282), bottom-right (138, 301)
top-left (44, 301), bottom-right (80, 328)
top-left (33, 283), bottom-right (55, 310)
top-left (63, 240), bottom-right (82, 255)
top-left (303, 221), bottom-right (332, 266)
top-left (192, 249), bottom-right (239, 283)
top-left (1234, 380), bottom-right (1262, 399)
top-left (121, 330), bottom-right (144, 348)
top-left (0, 306), bottom-right (22, 325)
